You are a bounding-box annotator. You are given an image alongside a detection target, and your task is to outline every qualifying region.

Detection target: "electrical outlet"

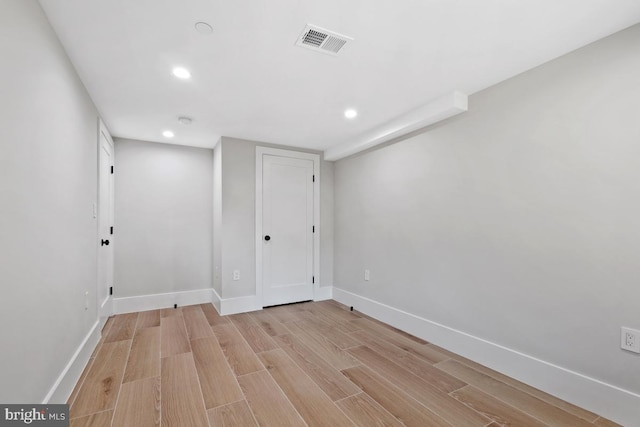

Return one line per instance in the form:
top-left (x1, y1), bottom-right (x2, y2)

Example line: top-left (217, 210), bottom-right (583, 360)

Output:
top-left (621, 327), bottom-right (640, 353)
top-left (233, 270), bottom-right (240, 281)
top-left (364, 269), bottom-right (370, 281)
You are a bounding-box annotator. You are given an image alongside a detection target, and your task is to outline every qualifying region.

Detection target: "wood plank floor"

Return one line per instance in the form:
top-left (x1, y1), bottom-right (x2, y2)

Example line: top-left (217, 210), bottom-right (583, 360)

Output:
top-left (68, 300), bottom-right (620, 427)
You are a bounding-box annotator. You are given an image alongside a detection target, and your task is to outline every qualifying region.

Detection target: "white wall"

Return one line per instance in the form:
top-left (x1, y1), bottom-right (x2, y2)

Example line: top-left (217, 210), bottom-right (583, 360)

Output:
top-left (217, 137), bottom-right (334, 300)
top-left (335, 22), bottom-right (640, 401)
top-left (0, 0), bottom-right (100, 403)
top-left (114, 138), bottom-right (213, 298)
top-left (320, 161), bottom-right (334, 288)
top-left (213, 140), bottom-right (223, 296)
top-left (220, 138), bottom-right (258, 299)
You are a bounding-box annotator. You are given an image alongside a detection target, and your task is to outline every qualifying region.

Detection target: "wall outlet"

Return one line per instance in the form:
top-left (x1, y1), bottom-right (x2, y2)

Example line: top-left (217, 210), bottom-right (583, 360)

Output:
top-left (233, 270), bottom-right (240, 281)
top-left (364, 269), bottom-right (370, 281)
top-left (621, 327), bottom-right (640, 353)
top-left (84, 291), bottom-right (89, 310)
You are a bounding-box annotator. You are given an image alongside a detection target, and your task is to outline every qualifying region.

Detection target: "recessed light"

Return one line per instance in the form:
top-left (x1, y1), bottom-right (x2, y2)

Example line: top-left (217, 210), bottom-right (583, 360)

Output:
top-left (162, 130), bottom-right (175, 138)
top-left (344, 109), bottom-right (358, 119)
top-left (195, 22), bottom-right (213, 34)
top-left (178, 116), bottom-right (193, 125)
top-left (172, 67), bottom-right (191, 79)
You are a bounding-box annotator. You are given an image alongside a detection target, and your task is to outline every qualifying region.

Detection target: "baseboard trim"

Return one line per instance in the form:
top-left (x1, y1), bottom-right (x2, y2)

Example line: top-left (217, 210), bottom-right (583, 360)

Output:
top-left (218, 294), bottom-right (261, 315)
top-left (314, 286), bottom-right (333, 301)
top-left (211, 288), bottom-right (222, 314)
top-left (332, 287), bottom-right (640, 426)
top-left (43, 319), bottom-right (102, 404)
top-left (212, 288), bottom-right (331, 315)
top-left (112, 286), bottom-right (331, 317)
top-left (113, 288), bottom-right (214, 314)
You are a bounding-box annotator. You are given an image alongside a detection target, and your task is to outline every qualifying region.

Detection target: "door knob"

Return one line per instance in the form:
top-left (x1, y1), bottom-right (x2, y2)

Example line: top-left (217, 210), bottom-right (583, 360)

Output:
top-left (264, 235), bottom-right (271, 241)
top-left (101, 239), bottom-right (110, 246)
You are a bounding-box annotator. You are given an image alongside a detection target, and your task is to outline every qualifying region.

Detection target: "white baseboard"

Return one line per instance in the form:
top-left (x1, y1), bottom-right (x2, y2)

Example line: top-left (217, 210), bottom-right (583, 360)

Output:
top-left (212, 287), bottom-right (331, 315)
top-left (333, 287), bottom-right (640, 427)
top-left (211, 287), bottom-right (222, 314)
top-left (218, 294), bottom-right (261, 315)
top-left (112, 286), bottom-right (331, 317)
top-left (314, 285), bottom-right (333, 301)
top-left (43, 319), bottom-right (102, 404)
top-left (113, 288), bottom-right (214, 314)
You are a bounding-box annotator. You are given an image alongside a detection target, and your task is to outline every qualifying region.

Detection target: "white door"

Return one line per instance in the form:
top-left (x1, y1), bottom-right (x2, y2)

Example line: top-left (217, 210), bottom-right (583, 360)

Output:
top-left (261, 154), bottom-right (315, 307)
top-left (97, 121), bottom-right (114, 322)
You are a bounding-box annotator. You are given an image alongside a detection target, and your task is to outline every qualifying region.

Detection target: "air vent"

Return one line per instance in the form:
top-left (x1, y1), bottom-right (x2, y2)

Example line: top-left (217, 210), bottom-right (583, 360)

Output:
top-left (296, 24), bottom-right (353, 55)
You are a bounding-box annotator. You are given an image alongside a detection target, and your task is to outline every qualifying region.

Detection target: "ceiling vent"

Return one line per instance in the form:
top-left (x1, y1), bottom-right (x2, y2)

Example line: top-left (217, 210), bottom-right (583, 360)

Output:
top-left (295, 24), bottom-right (353, 55)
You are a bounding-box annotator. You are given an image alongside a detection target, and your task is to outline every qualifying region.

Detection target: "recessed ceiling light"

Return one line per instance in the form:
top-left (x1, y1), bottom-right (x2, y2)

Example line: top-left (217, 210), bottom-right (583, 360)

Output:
top-left (172, 67), bottom-right (191, 79)
top-left (162, 130), bottom-right (175, 138)
top-left (178, 116), bottom-right (193, 125)
top-left (195, 22), bottom-right (213, 34)
top-left (344, 109), bottom-right (358, 119)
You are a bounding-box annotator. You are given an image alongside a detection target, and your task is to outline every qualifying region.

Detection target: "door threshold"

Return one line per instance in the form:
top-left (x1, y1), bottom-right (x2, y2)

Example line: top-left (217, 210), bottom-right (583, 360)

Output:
top-left (263, 300), bottom-right (312, 309)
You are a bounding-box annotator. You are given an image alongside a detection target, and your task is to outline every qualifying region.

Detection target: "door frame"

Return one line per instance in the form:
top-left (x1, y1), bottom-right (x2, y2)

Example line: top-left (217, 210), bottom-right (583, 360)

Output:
top-left (97, 118), bottom-right (114, 324)
top-left (255, 147), bottom-right (320, 307)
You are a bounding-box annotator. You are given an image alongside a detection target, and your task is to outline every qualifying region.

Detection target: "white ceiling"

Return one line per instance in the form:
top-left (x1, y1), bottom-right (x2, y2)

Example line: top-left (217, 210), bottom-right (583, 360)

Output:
top-left (39, 0), bottom-right (640, 152)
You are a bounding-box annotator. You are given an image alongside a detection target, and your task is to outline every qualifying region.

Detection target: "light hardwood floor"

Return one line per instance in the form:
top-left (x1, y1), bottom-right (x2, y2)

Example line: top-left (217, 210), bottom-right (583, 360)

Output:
top-left (68, 300), bottom-right (620, 426)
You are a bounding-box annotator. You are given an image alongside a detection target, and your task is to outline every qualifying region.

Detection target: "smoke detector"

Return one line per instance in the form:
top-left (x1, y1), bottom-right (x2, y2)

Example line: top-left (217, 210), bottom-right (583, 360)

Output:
top-left (295, 24), bottom-right (353, 55)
